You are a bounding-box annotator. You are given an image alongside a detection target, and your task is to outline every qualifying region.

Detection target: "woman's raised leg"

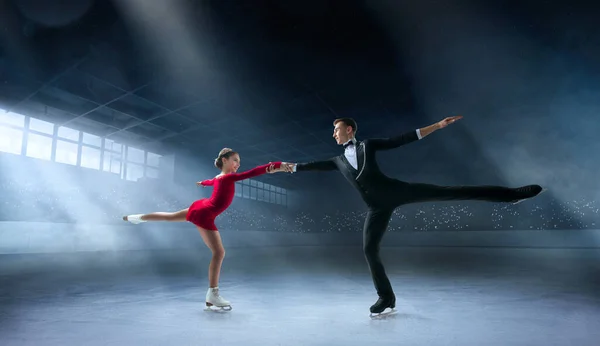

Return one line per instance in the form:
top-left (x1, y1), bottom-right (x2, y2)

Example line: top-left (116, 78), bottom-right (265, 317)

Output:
top-left (123, 208), bottom-right (189, 224)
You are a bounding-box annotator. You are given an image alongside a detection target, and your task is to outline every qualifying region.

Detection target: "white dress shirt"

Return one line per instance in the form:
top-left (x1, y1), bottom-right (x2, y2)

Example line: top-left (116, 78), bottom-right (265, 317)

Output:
top-left (342, 138), bottom-right (359, 170)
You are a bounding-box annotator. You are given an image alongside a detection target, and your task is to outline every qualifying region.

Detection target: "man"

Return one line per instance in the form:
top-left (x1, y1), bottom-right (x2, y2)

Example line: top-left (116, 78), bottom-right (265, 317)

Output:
top-left (282, 116), bottom-right (543, 314)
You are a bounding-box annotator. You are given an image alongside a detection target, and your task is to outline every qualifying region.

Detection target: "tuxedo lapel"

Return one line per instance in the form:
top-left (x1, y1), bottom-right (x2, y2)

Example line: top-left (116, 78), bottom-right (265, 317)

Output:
top-left (356, 141), bottom-right (365, 172)
top-left (354, 141), bottom-right (368, 180)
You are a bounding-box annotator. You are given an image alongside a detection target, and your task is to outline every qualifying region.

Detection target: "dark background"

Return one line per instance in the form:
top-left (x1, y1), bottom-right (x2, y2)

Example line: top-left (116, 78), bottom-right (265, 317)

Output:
top-left (1, 0), bottom-right (600, 233)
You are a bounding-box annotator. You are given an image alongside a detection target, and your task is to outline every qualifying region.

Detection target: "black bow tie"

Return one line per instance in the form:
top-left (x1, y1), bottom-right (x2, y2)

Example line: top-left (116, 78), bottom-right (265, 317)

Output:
top-left (343, 141), bottom-right (355, 149)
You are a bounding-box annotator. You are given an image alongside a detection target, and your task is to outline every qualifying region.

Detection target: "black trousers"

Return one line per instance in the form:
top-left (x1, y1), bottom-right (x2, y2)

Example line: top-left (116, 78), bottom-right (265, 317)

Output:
top-left (363, 183), bottom-right (527, 298)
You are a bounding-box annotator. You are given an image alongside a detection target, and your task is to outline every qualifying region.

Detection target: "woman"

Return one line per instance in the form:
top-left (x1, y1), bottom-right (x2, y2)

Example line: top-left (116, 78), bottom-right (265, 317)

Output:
top-left (123, 148), bottom-right (286, 310)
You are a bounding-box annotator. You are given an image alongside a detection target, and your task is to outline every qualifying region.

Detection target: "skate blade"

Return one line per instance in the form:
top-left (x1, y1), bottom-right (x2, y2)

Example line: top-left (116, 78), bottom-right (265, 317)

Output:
top-left (369, 308), bottom-right (396, 319)
top-left (512, 188), bottom-right (547, 205)
top-left (205, 302), bottom-right (232, 312)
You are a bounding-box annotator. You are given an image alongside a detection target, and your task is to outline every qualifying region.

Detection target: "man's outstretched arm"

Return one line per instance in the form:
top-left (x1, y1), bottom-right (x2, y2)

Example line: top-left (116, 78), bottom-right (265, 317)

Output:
top-left (282, 158), bottom-right (338, 173)
top-left (370, 115), bottom-right (463, 151)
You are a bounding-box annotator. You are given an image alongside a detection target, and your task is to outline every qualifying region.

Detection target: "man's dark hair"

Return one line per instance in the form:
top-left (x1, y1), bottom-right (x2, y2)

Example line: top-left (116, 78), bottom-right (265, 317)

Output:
top-left (333, 117), bottom-right (358, 134)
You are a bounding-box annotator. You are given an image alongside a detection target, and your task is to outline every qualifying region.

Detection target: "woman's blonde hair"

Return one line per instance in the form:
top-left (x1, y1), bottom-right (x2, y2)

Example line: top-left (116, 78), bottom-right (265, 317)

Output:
top-left (214, 148), bottom-right (238, 169)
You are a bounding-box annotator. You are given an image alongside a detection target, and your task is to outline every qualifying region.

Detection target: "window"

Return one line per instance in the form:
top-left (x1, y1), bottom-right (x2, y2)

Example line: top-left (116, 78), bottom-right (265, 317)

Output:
top-left (0, 126), bottom-right (23, 154)
top-left (57, 126), bottom-right (79, 141)
top-left (127, 146), bottom-right (145, 164)
top-left (232, 181), bottom-right (287, 205)
top-left (0, 114), bottom-right (173, 183)
top-left (81, 146), bottom-right (101, 170)
top-left (235, 182), bottom-right (242, 197)
top-left (0, 111), bottom-right (25, 127)
top-left (29, 118), bottom-right (54, 134)
top-left (147, 152), bottom-right (161, 167)
top-left (55, 140), bottom-right (78, 165)
top-left (103, 153), bottom-right (122, 174)
top-left (104, 139), bottom-right (122, 153)
top-left (82, 133), bottom-right (102, 147)
top-left (126, 162), bottom-right (144, 181)
top-left (26, 133), bottom-right (52, 160)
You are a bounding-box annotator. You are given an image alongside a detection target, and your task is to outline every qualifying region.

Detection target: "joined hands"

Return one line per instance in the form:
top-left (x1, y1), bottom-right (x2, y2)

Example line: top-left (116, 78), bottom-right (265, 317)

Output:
top-left (266, 162), bottom-right (296, 174)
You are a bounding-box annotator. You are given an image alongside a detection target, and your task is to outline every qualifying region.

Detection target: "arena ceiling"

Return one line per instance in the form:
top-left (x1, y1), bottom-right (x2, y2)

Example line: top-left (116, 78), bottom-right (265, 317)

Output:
top-left (0, 0), bottom-right (421, 188)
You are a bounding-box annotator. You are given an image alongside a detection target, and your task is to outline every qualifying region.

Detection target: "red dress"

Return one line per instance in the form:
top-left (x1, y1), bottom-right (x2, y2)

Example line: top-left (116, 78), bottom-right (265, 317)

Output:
top-left (186, 162), bottom-right (282, 230)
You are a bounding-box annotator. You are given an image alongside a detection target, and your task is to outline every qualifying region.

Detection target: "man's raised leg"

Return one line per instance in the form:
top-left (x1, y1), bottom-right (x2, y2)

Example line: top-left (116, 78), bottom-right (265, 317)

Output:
top-left (401, 183), bottom-right (543, 204)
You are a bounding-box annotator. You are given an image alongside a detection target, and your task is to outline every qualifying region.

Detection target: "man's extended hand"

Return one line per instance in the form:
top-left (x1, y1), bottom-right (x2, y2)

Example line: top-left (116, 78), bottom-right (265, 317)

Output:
top-left (437, 115), bottom-right (463, 129)
top-left (281, 162), bottom-right (296, 173)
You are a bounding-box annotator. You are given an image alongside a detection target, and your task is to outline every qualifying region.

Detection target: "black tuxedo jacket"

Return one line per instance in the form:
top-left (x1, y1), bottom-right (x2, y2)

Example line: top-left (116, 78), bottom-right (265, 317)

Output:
top-left (296, 130), bottom-right (421, 208)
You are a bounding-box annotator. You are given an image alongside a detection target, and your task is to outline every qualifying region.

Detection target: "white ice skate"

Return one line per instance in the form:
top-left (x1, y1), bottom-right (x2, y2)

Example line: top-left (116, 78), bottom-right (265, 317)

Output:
top-left (205, 287), bottom-right (232, 311)
top-left (123, 214), bottom-right (146, 224)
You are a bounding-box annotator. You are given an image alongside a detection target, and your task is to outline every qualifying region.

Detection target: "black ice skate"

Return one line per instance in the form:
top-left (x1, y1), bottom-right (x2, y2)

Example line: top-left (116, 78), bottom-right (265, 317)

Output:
top-left (511, 185), bottom-right (545, 205)
top-left (369, 296), bottom-right (396, 316)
